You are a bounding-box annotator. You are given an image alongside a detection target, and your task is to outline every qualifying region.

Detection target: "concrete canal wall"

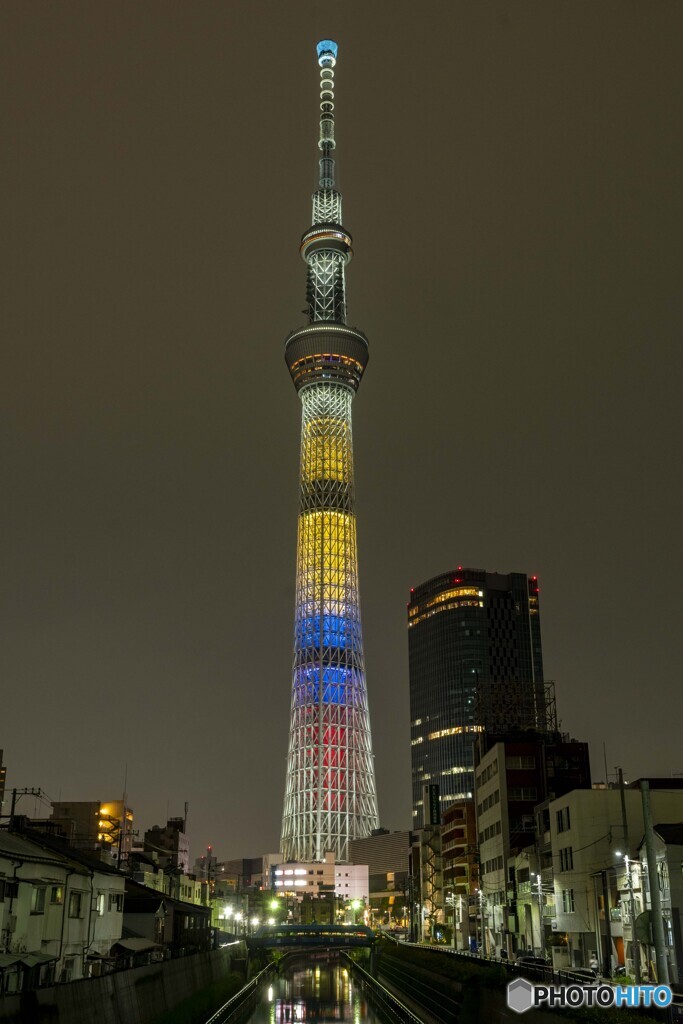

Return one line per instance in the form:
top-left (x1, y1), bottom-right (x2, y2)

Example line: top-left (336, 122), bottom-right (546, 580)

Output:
top-left (0, 945), bottom-right (245, 1024)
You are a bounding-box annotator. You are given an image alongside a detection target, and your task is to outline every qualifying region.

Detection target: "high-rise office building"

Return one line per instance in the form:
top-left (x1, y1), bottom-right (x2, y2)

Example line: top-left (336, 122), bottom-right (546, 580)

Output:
top-left (281, 41), bottom-right (379, 863)
top-left (407, 568), bottom-right (546, 827)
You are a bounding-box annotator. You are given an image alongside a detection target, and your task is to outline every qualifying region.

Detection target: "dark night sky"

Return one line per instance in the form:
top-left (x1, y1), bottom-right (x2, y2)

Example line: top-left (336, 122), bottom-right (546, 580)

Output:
top-left (1, 2), bottom-right (682, 860)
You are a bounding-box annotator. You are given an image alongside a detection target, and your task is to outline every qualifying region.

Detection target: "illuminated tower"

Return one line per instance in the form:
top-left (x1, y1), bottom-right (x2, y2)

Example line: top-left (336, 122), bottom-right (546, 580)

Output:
top-left (281, 40), bottom-right (379, 863)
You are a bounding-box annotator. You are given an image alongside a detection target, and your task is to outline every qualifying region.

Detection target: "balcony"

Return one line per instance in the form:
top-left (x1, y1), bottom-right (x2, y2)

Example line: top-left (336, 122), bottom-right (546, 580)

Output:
top-left (443, 840), bottom-right (466, 855)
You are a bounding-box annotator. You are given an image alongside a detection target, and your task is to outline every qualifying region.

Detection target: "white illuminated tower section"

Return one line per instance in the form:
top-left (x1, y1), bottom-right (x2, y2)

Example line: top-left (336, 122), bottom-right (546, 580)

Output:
top-left (281, 40), bottom-right (379, 863)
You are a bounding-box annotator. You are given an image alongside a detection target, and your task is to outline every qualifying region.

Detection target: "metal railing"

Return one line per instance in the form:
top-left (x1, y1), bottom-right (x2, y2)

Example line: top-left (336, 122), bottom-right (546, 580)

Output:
top-left (374, 954), bottom-right (462, 1024)
top-left (341, 953), bottom-right (426, 1024)
top-left (386, 942), bottom-right (617, 986)
top-left (204, 962), bottom-right (276, 1024)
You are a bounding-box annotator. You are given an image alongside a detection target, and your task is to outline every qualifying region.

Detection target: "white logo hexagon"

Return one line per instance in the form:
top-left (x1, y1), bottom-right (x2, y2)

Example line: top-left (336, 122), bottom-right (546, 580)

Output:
top-left (507, 978), bottom-right (534, 1014)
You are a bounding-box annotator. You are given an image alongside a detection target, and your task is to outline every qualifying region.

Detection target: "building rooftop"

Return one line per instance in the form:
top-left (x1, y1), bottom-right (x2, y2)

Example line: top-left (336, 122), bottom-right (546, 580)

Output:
top-left (653, 823), bottom-right (683, 845)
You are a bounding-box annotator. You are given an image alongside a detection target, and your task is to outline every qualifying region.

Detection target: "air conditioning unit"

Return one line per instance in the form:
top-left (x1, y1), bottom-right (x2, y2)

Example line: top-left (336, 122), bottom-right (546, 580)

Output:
top-left (551, 919), bottom-right (559, 931)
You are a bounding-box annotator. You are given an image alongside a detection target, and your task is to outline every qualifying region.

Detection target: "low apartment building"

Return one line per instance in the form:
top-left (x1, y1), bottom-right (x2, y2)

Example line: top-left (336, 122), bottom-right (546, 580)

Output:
top-left (50, 800), bottom-right (134, 865)
top-left (637, 822), bottom-right (683, 983)
top-left (0, 830), bottom-right (125, 991)
top-left (475, 735), bottom-right (591, 955)
top-left (548, 782), bottom-right (683, 974)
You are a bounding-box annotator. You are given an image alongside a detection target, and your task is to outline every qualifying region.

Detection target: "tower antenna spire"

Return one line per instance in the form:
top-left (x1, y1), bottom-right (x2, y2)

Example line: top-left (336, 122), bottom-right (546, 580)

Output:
top-left (316, 40), bottom-right (338, 189)
top-left (300, 39), bottom-right (353, 323)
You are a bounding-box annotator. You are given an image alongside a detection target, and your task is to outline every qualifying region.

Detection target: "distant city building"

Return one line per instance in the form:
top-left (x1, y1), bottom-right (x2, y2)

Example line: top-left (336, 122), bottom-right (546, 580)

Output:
top-left (50, 800), bottom-right (134, 863)
top-left (272, 853), bottom-right (368, 903)
top-left (218, 857), bottom-right (268, 890)
top-left (144, 817), bottom-right (189, 873)
top-left (408, 569), bottom-right (546, 826)
top-left (409, 784), bottom-right (444, 941)
top-left (441, 799), bottom-right (478, 899)
top-left (349, 829), bottom-right (411, 926)
top-left (193, 847), bottom-right (217, 884)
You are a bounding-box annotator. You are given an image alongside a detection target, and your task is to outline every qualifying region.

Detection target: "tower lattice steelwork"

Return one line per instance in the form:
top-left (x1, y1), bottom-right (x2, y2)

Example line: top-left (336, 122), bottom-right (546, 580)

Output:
top-left (281, 40), bottom-right (379, 863)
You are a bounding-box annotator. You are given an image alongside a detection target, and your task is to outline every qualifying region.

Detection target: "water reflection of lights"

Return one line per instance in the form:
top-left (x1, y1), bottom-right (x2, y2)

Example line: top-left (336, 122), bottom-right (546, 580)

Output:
top-left (274, 1001), bottom-right (307, 1022)
top-left (268, 964), bottom-right (376, 1023)
top-left (268, 986), bottom-right (274, 1001)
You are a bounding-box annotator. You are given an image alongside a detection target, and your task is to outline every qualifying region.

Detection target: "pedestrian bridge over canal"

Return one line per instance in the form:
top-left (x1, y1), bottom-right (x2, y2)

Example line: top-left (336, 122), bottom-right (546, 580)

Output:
top-left (247, 923), bottom-right (376, 950)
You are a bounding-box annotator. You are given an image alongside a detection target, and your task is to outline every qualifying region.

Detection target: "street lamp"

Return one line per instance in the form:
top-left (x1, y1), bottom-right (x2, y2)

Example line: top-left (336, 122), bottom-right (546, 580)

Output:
top-left (615, 851), bottom-right (641, 984)
top-left (445, 891), bottom-right (456, 949)
top-left (531, 874), bottom-right (545, 957)
top-left (475, 889), bottom-right (488, 955)
top-left (350, 899), bottom-right (362, 925)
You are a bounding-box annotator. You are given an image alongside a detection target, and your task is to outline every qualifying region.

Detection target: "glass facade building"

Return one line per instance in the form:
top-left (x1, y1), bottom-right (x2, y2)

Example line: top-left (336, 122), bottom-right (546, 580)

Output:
top-left (407, 568), bottom-right (545, 827)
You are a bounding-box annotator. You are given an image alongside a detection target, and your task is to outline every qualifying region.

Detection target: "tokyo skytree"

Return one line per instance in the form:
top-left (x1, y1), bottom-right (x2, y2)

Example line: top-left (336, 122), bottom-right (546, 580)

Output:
top-left (281, 40), bottom-right (379, 863)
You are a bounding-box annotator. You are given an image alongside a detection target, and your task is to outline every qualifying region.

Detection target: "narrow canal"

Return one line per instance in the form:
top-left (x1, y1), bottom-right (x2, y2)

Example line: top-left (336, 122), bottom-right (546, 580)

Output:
top-left (244, 957), bottom-right (385, 1024)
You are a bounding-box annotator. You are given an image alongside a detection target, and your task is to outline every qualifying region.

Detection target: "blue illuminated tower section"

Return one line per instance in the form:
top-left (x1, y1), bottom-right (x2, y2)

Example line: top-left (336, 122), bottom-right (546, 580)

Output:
top-left (281, 41), bottom-right (379, 863)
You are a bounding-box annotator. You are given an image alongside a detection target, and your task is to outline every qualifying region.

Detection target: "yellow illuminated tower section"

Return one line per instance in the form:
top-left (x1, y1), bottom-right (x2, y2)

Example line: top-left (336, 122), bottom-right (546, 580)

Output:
top-left (281, 41), bottom-right (379, 863)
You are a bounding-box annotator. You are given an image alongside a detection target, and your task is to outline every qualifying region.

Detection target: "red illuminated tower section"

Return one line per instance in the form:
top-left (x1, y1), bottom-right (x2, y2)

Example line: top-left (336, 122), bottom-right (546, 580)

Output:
top-left (280, 41), bottom-right (379, 863)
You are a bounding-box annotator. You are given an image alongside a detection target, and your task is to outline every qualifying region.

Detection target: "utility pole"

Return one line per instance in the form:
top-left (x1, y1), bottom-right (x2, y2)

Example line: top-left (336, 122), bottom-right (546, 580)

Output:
top-left (538, 875), bottom-right (544, 957)
top-left (640, 781), bottom-right (670, 984)
top-left (624, 857), bottom-right (641, 984)
top-left (616, 766), bottom-right (641, 984)
top-left (601, 870), bottom-right (614, 977)
top-left (8, 788), bottom-right (42, 829)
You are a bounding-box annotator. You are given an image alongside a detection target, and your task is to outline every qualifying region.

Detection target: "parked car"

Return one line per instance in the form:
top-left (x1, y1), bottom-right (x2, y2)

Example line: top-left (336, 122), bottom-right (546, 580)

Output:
top-left (515, 955), bottom-right (550, 968)
top-left (563, 968), bottom-right (598, 985)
